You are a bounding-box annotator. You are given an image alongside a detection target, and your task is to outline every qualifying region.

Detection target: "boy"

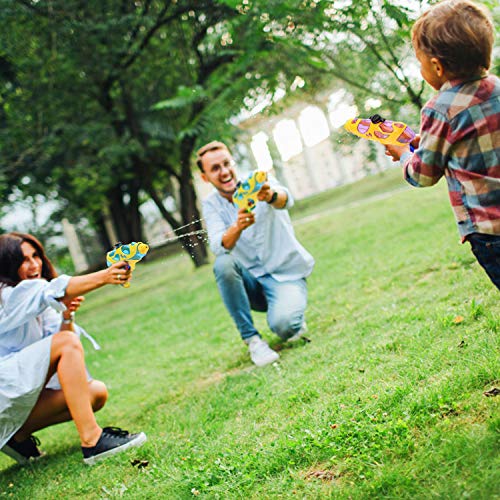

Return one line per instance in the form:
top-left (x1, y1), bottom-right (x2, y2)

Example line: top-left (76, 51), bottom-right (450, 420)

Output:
top-left (385, 0), bottom-right (500, 290)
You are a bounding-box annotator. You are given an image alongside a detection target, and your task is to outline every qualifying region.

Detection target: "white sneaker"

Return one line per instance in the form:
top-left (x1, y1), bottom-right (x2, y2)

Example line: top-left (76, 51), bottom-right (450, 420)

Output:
top-left (248, 337), bottom-right (279, 367)
top-left (287, 322), bottom-right (308, 342)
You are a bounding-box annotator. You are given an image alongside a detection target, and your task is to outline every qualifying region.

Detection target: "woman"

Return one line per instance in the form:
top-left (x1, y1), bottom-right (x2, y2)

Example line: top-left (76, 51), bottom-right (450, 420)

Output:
top-left (0, 232), bottom-right (146, 465)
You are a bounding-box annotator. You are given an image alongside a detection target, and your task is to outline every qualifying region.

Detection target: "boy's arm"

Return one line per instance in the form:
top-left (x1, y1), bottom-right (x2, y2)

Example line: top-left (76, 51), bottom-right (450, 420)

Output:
top-left (401, 107), bottom-right (451, 187)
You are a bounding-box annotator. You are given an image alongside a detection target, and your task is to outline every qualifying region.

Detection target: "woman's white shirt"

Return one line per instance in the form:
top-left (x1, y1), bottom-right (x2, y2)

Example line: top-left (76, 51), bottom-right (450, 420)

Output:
top-left (0, 276), bottom-right (70, 358)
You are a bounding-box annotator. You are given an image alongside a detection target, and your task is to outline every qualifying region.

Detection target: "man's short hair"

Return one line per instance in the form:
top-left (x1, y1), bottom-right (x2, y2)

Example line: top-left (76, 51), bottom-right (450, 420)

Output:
top-left (196, 141), bottom-right (231, 172)
top-left (411, 0), bottom-right (494, 79)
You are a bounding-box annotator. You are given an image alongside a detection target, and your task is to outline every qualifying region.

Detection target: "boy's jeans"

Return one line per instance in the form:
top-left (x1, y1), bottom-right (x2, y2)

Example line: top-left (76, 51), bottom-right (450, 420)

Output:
top-left (213, 253), bottom-right (308, 341)
top-left (468, 233), bottom-right (500, 291)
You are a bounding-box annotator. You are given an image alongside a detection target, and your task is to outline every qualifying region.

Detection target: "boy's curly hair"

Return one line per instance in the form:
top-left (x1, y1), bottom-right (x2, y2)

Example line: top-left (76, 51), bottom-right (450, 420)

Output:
top-left (412, 0), bottom-right (494, 78)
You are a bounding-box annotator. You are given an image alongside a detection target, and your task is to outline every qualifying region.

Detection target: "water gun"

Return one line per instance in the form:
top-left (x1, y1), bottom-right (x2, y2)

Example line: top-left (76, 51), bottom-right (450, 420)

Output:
top-left (105, 241), bottom-right (149, 288)
top-left (344, 114), bottom-right (416, 150)
top-left (232, 170), bottom-right (268, 212)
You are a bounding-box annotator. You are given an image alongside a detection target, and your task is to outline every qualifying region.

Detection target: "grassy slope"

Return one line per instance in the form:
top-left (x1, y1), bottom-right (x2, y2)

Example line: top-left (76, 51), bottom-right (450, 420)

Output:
top-left (1, 168), bottom-right (498, 499)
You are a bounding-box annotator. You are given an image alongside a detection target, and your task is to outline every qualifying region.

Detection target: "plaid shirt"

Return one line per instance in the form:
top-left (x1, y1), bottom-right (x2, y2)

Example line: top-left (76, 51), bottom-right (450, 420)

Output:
top-left (401, 74), bottom-right (500, 242)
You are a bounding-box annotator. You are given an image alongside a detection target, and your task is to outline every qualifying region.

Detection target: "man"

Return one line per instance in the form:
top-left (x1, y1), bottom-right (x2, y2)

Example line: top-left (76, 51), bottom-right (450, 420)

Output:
top-left (197, 141), bottom-right (315, 367)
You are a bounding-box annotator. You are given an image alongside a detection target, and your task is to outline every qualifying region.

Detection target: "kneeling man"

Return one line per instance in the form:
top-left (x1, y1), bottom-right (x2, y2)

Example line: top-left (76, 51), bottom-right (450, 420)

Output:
top-left (197, 141), bottom-right (315, 367)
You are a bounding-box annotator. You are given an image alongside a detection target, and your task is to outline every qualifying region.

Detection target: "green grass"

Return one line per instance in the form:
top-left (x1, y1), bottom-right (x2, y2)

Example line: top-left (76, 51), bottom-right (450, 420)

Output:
top-left (1, 168), bottom-right (499, 499)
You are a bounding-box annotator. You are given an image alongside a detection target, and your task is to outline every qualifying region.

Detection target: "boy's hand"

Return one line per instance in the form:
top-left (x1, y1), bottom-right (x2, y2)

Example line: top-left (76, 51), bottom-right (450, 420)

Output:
top-left (385, 134), bottom-right (421, 162)
top-left (385, 143), bottom-right (409, 161)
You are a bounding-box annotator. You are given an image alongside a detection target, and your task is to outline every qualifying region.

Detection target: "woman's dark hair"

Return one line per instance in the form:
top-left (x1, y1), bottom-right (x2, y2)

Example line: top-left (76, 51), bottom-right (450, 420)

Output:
top-left (0, 232), bottom-right (57, 286)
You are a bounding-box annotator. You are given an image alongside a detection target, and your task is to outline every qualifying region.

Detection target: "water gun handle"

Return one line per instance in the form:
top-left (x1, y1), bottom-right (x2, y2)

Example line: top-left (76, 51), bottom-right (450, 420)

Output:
top-left (122, 263), bottom-right (132, 288)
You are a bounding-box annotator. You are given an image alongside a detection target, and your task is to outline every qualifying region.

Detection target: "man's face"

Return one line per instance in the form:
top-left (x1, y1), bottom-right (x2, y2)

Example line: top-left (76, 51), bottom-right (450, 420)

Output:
top-left (200, 148), bottom-right (238, 198)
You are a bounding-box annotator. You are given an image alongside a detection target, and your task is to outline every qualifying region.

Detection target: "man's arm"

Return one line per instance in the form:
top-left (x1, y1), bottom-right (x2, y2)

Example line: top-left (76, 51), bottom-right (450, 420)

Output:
top-left (257, 182), bottom-right (288, 209)
top-left (257, 182), bottom-right (289, 209)
top-left (203, 197), bottom-right (251, 253)
top-left (221, 209), bottom-right (255, 250)
top-left (222, 181), bottom-right (289, 249)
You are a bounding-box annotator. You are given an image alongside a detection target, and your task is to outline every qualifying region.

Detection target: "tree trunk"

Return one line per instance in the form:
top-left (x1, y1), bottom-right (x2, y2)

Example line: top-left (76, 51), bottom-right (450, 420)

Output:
top-left (145, 178), bottom-right (209, 267)
top-left (179, 137), bottom-right (208, 267)
top-left (106, 184), bottom-right (144, 243)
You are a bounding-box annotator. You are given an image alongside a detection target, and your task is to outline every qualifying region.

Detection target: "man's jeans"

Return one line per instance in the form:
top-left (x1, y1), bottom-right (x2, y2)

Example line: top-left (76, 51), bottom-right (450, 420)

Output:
top-left (213, 253), bottom-right (308, 341)
top-left (468, 233), bottom-right (500, 291)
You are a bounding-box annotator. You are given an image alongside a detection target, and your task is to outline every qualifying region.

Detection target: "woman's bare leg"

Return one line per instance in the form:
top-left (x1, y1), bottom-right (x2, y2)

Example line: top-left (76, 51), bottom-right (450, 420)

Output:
top-left (12, 331), bottom-right (104, 447)
top-left (14, 380), bottom-right (108, 440)
top-left (50, 332), bottom-right (103, 446)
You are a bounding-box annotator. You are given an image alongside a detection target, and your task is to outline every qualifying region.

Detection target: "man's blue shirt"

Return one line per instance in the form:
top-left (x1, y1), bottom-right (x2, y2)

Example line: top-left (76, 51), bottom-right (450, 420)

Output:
top-left (202, 178), bottom-right (314, 282)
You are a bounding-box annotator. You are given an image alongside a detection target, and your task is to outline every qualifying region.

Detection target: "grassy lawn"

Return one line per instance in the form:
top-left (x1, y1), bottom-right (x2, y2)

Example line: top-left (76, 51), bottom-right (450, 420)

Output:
top-left (1, 168), bottom-right (499, 499)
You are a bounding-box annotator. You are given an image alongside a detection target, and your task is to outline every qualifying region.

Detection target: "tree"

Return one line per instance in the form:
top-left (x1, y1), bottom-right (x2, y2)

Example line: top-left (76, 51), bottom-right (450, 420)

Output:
top-left (3, 1), bottom-right (467, 268)
top-left (0, 0), bottom-right (336, 266)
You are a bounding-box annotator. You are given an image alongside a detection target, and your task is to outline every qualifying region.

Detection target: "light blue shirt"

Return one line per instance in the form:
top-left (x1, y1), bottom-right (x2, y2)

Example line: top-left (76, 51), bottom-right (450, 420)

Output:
top-left (0, 275), bottom-right (99, 359)
top-left (202, 178), bottom-right (315, 282)
top-left (0, 275), bottom-right (99, 448)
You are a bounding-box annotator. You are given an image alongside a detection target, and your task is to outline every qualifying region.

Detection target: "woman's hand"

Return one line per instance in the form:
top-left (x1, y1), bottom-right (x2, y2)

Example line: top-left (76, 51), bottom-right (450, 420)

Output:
top-left (106, 261), bottom-right (132, 286)
top-left (62, 296), bottom-right (85, 318)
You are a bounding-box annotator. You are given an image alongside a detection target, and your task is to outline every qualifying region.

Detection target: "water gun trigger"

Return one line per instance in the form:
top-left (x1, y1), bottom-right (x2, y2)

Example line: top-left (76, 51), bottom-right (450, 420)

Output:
top-left (105, 241), bottom-right (149, 288)
top-left (232, 170), bottom-right (268, 212)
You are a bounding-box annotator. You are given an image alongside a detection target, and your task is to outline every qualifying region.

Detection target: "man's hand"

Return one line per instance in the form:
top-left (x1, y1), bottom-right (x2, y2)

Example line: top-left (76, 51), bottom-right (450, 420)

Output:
top-left (222, 209), bottom-right (255, 250)
top-left (257, 182), bottom-right (287, 208)
top-left (257, 182), bottom-right (274, 203)
top-left (235, 208), bottom-right (255, 230)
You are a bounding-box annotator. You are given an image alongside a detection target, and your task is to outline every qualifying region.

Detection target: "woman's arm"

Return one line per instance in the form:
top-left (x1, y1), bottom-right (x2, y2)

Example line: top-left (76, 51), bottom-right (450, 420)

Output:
top-left (63, 262), bottom-right (131, 301)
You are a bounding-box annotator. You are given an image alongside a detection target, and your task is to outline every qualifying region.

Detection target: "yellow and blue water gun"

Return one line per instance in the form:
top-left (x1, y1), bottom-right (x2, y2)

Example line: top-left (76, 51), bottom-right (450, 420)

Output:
top-left (344, 114), bottom-right (416, 151)
top-left (106, 241), bottom-right (149, 288)
top-left (232, 170), bottom-right (268, 212)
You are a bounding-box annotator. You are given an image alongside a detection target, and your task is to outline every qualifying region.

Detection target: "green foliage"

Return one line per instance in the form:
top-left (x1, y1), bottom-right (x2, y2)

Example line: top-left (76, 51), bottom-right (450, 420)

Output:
top-left (1, 0), bottom-right (353, 255)
top-left (1, 0), bottom-right (497, 258)
top-left (1, 171), bottom-right (498, 497)
top-left (153, 86), bottom-right (208, 110)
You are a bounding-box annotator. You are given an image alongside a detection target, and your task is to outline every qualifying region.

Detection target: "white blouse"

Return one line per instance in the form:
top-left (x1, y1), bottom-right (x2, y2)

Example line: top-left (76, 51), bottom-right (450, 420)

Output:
top-left (0, 275), bottom-right (100, 359)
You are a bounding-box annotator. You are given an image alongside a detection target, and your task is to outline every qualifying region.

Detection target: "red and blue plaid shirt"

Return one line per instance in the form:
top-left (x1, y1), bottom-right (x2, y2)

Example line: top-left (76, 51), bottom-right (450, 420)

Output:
top-left (401, 74), bottom-right (500, 242)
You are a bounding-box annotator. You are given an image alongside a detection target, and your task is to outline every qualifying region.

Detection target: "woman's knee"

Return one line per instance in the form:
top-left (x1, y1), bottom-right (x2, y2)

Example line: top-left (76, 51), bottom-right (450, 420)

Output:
top-left (90, 380), bottom-right (108, 412)
top-left (51, 331), bottom-right (84, 357)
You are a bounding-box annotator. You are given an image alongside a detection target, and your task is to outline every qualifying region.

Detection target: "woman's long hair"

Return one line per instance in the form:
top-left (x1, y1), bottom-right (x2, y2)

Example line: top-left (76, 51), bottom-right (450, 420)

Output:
top-left (0, 232), bottom-right (57, 287)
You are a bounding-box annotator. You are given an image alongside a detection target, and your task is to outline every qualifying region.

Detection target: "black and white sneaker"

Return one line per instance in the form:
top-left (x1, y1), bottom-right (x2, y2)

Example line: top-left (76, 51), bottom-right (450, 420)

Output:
top-left (82, 427), bottom-right (147, 465)
top-left (1, 435), bottom-right (43, 465)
